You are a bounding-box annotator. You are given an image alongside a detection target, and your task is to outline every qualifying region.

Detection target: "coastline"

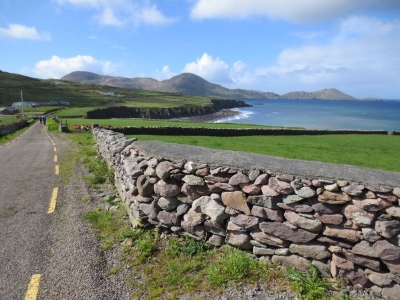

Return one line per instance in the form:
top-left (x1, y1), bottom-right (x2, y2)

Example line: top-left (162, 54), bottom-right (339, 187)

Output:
top-left (170, 108), bottom-right (241, 123)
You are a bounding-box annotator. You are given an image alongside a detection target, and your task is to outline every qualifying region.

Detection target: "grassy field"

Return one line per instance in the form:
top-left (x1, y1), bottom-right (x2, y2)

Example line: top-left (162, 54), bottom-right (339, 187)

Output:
top-left (129, 134), bottom-right (400, 172)
top-left (60, 118), bottom-right (400, 172)
top-left (0, 115), bottom-right (20, 125)
top-left (61, 118), bottom-right (287, 129)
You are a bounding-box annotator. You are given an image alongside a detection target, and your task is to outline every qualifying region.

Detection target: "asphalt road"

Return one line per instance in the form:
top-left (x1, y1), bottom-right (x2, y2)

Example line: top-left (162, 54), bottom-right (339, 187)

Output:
top-left (0, 123), bottom-right (131, 300)
top-left (0, 122), bottom-right (57, 299)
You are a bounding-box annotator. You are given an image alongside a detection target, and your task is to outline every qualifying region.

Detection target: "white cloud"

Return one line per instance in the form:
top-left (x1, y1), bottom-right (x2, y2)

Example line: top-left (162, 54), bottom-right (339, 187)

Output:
top-left (153, 65), bottom-right (176, 81)
top-left (28, 55), bottom-right (116, 79)
top-left (190, 0), bottom-right (400, 22)
top-left (95, 6), bottom-right (124, 26)
top-left (172, 16), bottom-right (400, 98)
top-left (56, 0), bottom-right (175, 27)
top-left (140, 4), bottom-right (175, 26)
top-left (291, 30), bottom-right (327, 39)
top-left (0, 23), bottom-right (51, 40)
top-left (183, 53), bottom-right (232, 83)
top-left (228, 16), bottom-right (400, 97)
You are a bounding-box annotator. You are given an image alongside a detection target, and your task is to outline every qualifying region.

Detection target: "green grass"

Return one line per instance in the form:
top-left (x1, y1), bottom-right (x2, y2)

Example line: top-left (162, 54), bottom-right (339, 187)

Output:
top-left (45, 118), bottom-right (59, 132)
top-left (56, 107), bottom-right (100, 117)
top-left (121, 232), bottom-right (288, 298)
top-left (60, 118), bottom-right (400, 172)
top-left (59, 131), bottom-right (94, 183)
top-left (62, 117), bottom-right (293, 129)
top-left (288, 266), bottom-right (337, 300)
top-left (206, 246), bottom-right (269, 287)
top-left (59, 131), bottom-right (114, 186)
top-left (0, 116), bottom-right (20, 125)
top-left (84, 205), bottom-right (133, 251)
top-left (130, 134), bottom-right (400, 172)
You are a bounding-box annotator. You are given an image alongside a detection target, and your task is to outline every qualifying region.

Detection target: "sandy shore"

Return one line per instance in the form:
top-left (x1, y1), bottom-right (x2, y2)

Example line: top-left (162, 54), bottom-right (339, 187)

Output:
top-left (170, 108), bottom-right (241, 123)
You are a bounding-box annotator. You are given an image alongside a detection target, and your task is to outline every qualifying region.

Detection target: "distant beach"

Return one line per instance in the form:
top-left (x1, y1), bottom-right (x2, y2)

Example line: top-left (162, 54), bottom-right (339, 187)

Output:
top-left (170, 108), bottom-right (240, 123)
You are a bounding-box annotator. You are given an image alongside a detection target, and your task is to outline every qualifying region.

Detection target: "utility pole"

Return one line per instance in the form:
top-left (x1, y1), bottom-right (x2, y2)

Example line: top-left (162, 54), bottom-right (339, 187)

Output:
top-left (21, 90), bottom-right (25, 120)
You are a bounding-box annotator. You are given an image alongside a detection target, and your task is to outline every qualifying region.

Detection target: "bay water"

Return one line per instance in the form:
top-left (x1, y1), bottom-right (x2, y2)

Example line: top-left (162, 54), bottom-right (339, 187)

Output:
top-left (215, 99), bottom-right (400, 131)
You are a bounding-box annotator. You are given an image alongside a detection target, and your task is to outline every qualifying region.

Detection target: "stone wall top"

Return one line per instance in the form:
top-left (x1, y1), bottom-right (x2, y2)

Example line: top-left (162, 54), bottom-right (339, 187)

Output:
top-left (132, 140), bottom-right (400, 188)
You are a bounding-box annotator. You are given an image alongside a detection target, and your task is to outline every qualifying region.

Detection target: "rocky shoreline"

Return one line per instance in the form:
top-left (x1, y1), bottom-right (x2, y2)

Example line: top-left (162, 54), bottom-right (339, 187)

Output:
top-left (170, 108), bottom-right (241, 123)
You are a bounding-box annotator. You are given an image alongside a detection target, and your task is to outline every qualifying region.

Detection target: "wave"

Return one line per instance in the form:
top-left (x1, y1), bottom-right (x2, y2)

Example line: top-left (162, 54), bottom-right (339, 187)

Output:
top-left (213, 108), bottom-right (254, 123)
top-left (265, 111), bottom-right (280, 116)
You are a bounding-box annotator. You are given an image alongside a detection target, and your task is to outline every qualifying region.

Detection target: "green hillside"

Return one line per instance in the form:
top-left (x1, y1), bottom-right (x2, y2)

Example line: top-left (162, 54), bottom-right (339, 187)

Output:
top-left (0, 70), bottom-right (235, 117)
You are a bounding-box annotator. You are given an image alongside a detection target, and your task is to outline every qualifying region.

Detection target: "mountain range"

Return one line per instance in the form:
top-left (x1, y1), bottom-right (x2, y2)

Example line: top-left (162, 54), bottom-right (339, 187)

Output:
top-left (62, 71), bottom-right (358, 100)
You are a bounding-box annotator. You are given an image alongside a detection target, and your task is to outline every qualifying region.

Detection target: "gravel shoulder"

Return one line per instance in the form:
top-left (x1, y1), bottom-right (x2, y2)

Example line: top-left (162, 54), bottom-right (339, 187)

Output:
top-left (38, 135), bottom-right (132, 300)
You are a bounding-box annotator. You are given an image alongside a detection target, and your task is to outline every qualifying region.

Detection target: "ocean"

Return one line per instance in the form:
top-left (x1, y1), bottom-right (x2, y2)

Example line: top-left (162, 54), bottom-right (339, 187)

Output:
top-left (214, 99), bottom-right (400, 131)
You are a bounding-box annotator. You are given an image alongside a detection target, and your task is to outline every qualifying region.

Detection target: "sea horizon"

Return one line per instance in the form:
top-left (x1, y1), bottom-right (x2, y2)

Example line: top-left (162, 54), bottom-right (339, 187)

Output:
top-left (214, 99), bottom-right (400, 131)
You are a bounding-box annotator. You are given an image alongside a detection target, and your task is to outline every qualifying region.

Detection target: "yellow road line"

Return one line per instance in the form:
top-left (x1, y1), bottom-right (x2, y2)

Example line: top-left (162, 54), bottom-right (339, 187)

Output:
top-left (25, 274), bottom-right (42, 300)
top-left (53, 147), bottom-right (57, 152)
top-left (54, 155), bottom-right (58, 162)
top-left (55, 165), bottom-right (59, 175)
top-left (48, 187), bottom-right (58, 214)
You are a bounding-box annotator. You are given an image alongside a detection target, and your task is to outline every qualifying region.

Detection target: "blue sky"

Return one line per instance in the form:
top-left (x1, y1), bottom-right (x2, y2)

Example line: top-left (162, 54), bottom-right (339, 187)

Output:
top-left (1, 0), bottom-right (399, 99)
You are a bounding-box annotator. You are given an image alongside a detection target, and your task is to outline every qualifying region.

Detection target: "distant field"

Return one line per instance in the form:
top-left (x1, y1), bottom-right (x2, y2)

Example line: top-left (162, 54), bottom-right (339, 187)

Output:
top-left (0, 116), bottom-right (20, 125)
top-left (62, 118), bottom-right (292, 129)
top-left (127, 134), bottom-right (400, 173)
top-left (56, 107), bottom-right (99, 117)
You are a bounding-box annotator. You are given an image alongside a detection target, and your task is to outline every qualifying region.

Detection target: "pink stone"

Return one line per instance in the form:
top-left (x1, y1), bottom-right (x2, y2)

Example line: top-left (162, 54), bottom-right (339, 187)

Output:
top-left (393, 188), bottom-right (400, 198)
top-left (342, 204), bottom-right (376, 227)
top-left (261, 185), bottom-right (280, 196)
top-left (330, 261), bottom-right (339, 277)
top-left (214, 182), bottom-right (238, 191)
top-left (284, 210), bottom-right (322, 232)
top-left (239, 182), bottom-right (261, 195)
top-left (251, 205), bottom-right (284, 222)
top-left (254, 174), bottom-right (269, 185)
top-left (269, 177), bottom-right (294, 194)
top-left (221, 191), bottom-right (251, 215)
top-left (332, 253), bottom-right (354, 270)
top-left (323, 226), bottom-right (363, 243)
top-left (352, 197), bottom-right (391, 212)
top-left (318, 190), bottom-right (352, 204)
top-left (386, 206), bottom-right (400, 218)
top-left (229, 172), bottom-right (250, 186)
top-left (250, 229), bottom-right (290, 248)
top-left (314, 212), bottom-right (344, 225)
top-left (181, 183), bottom-right (200, 200)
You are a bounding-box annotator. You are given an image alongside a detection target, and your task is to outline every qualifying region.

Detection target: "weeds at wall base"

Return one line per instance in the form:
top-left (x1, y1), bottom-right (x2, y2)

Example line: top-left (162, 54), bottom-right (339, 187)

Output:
top-left (83, 199), bottom-right (295, 298)
top-left (288, 266), bottom-right (337, 300)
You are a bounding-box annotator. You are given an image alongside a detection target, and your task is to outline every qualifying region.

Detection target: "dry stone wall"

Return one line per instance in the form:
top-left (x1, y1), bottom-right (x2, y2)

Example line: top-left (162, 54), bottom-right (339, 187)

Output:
top-left (93, 128), bottom-right (400, 298)
top-left (109, 126), bottom-right (393, 137)
top-left (0, 120), bottom-right (27, 136)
